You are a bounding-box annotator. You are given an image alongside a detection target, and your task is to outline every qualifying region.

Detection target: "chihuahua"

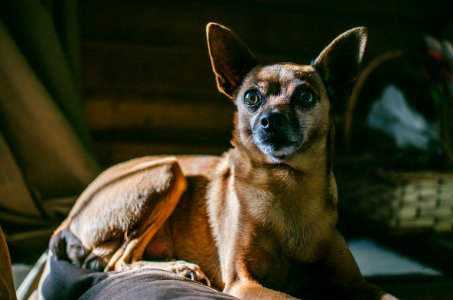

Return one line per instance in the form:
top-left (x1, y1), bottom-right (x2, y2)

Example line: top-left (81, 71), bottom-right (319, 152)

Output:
top-left (47, 23), bottom-right (396, 299)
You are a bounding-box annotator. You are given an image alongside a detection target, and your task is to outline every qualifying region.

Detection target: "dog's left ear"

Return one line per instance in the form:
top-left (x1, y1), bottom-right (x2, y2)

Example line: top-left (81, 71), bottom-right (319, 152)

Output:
top-left (207, 22), bottom-right (257, 99)
top-left (313, 27), bottom-right (367, 100)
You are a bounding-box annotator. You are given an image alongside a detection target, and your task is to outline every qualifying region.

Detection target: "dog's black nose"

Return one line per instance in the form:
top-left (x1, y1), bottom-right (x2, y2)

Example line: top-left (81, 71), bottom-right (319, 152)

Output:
top-left (260, 112), bottom-right (286, 131)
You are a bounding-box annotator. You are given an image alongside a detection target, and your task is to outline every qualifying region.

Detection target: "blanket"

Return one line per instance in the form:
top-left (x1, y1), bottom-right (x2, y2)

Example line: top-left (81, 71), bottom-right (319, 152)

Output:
top-left (40, 254), bottom-right (237, 300)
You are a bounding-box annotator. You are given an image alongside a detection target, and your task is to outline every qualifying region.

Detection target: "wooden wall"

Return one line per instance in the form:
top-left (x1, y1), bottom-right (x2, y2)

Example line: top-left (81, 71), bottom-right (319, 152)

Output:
top-left (79, 0), bottom-right (451, 166)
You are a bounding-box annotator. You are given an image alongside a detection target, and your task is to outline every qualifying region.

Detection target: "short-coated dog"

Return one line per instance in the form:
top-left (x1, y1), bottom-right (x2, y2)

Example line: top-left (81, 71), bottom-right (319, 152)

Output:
top-left (46, 23), bottom-right (396, 299)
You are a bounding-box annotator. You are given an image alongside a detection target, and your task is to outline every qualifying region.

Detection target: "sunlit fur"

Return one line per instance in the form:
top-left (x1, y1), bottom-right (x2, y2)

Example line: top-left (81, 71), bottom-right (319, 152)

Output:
top-left (44, 23), bottom-right (394, 300)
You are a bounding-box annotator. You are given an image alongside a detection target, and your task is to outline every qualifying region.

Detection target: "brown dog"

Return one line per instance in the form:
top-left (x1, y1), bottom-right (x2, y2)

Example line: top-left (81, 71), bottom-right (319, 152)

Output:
top-left (47, 23), bottom-right (395, 299)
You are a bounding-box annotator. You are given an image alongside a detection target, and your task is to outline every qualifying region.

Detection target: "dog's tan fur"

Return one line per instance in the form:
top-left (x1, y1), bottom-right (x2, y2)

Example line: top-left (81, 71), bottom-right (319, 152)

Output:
top-left (48, 23), bottom-right (395, 299)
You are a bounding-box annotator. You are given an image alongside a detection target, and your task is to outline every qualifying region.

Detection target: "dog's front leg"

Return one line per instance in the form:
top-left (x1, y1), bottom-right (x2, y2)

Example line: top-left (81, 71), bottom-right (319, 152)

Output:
top-left (322, 232), bottom-right (397, 300)
top-left (224, 277), bottom-right (296, 299)
top-left (221, 256), bottom-right (296, 299)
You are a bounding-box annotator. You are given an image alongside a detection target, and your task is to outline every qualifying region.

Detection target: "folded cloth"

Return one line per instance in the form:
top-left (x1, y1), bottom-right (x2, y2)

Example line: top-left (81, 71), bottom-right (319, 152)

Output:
top-left (41, 254), bottom-right (237, 300)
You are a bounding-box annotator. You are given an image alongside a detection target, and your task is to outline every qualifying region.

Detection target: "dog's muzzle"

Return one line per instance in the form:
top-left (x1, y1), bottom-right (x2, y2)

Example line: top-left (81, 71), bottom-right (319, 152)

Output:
top-left (254, 111), bottom-right (302, 161)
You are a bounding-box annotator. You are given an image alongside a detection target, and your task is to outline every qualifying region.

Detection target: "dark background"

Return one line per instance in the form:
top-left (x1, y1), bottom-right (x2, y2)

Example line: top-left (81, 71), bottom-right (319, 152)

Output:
top-left (79, 0), bottom-right (453, 166)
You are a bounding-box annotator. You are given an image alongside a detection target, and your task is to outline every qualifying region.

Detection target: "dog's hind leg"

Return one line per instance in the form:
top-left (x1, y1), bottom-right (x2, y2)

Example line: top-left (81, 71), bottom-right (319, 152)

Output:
top-left (103, 159), bottom-right (187, 271)
top-left (51, 157), bottom-right (187, 273)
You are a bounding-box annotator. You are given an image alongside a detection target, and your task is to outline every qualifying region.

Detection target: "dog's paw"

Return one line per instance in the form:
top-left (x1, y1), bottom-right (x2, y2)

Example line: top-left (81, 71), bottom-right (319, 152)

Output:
top-left (119, 260), bottom-right (212, 286)
top-left (381, 293), bottom-right (399, 300)
top-left (168, 260), bottom-right (211, 287)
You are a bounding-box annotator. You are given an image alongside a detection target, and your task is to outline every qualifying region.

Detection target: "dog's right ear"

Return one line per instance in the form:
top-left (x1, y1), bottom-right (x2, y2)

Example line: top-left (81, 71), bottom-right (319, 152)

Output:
top-left (207, 23), bottom-right (257, 99)
top-left (312, 27), bottom-right (368, 101)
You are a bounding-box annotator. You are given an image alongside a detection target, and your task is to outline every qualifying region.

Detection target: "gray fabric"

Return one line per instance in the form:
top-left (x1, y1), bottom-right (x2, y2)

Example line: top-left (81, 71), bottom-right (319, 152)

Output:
top-left (40, 251), bottom-right (237, 300)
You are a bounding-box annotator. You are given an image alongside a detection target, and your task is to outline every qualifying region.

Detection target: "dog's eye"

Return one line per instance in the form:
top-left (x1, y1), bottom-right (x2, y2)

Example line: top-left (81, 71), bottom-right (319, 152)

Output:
top-left (299, 90), bottom-right (316, 108)
top-left (244, 90), bottom-right (261, 107)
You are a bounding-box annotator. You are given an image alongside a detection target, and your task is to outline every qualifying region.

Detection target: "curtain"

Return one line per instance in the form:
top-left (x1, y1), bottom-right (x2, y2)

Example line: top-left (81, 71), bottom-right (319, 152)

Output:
top-left (0, 0), bottom-right (100, 260)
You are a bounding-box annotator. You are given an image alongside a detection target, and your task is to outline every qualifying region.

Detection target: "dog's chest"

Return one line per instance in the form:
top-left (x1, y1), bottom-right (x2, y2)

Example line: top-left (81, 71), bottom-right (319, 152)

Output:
top-left (239, 174), bottom-right (331, 261)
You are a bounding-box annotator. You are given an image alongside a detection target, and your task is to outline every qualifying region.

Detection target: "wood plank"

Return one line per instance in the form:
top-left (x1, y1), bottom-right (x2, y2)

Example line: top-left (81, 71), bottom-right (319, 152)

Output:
top-left (79, 18), bottom-right (433, 61)
top-left (80, 0), bottom-right (448, 46)
top-left (84, 93), bottom-right (235, 133)
top-left (81, 42), bottom-right (218, 95)
top-left (93, 140), bottom-right (229, 166)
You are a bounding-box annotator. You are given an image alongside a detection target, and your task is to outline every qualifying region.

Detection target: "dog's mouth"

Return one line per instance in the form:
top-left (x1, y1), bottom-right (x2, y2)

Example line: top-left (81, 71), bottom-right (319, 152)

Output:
top-left (253, 131), bottom-right (302, 161)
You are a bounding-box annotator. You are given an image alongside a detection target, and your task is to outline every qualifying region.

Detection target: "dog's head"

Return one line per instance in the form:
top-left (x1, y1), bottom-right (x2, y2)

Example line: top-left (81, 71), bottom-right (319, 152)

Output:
top-left (207, 23), bottom-right (367, 166)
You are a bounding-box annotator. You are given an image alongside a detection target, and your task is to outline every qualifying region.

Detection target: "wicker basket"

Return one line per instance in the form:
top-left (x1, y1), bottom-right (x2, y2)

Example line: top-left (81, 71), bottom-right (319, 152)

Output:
top-left (339, 169), bottom-right (453, 234)
top-left (339, 50), bottom-right (453, 234)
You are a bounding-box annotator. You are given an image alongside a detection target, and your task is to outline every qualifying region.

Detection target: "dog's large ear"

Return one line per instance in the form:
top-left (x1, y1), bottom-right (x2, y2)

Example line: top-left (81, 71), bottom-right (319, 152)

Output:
top-left (313, 27), bottom-right (367, 100)
top-left (207, 23), bottom-right (257, 99)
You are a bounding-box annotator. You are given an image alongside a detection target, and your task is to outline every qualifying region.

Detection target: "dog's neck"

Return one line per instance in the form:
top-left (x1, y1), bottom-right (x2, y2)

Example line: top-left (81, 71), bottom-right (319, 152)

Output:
top-left (228, 121), bottom-right (336, 212)
top-left (226, 135), bottom-right (337, 259)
